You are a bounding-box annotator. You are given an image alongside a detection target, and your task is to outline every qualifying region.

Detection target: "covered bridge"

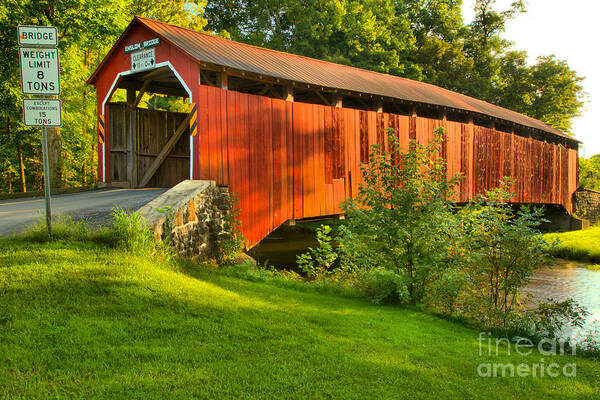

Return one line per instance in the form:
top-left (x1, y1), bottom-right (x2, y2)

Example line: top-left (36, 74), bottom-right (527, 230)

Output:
top-left (88, 16), bottom-right (579, 247)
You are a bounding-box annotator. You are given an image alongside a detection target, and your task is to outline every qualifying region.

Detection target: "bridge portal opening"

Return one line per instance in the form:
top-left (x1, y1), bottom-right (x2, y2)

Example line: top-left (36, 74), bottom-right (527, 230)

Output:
top-left (105, 65), bottom-right (192, 188)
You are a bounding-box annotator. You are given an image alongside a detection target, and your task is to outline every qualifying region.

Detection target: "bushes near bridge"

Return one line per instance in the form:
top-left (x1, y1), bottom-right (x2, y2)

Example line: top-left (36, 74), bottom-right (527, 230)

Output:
top-left (295, 128), bottom-right (591, 343)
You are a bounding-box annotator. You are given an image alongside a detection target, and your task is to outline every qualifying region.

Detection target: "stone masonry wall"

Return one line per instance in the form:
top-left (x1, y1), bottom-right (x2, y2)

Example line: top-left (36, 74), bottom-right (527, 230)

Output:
top-left (138, 180), bottom-right (231, 260)
top-left (573, 188), bottom-right (600, 224)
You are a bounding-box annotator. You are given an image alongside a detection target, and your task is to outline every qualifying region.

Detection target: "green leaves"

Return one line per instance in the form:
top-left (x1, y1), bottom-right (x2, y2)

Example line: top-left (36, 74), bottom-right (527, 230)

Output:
top-left (579, 155), bottom-right (600, 191)
top-left (205, 0), bottom-right (419, 77)
top-left (458, 178), bottom-right (556, 328)
top-left (338, 127), bottom-right (462, 303)
top-left (296, 224), bottom-right (338, 278)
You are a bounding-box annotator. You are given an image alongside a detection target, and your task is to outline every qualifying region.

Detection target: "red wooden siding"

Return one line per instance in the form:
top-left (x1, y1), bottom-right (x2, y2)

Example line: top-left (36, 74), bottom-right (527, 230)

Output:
top-left (195, 85), bottom-right (578, 247)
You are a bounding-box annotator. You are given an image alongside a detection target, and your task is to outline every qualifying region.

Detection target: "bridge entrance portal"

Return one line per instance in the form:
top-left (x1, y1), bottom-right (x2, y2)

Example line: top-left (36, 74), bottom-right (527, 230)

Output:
top-left (104, 65), bottom-right (193, 188)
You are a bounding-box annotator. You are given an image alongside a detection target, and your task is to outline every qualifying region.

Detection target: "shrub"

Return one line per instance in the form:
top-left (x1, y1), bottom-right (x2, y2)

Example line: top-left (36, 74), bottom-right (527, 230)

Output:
top-left (423, 268), bottom-right (468, 314)
top-left (211, 193), bottom-right (246, 265)
top-left (296, 225), bottom-right (338, 278)
top-left (338, 127), bottom-right (462, 303)
top-left (109, 207), bottom-right (155, 255)
top-left (363, 268), bottom-right (410, 305)
top-left (579, 323), bottom-right (600, 358)
top-left (525, 298), bottom-right (588, 339)
top-left (458, 179), bottom-right (556, 328)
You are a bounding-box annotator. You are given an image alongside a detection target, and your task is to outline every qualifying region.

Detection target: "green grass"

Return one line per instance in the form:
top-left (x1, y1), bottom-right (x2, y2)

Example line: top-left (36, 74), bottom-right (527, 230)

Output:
top-left (0, 237), bottom-right (598, 399)
top-left (544, 226), bottom-right (600, 263)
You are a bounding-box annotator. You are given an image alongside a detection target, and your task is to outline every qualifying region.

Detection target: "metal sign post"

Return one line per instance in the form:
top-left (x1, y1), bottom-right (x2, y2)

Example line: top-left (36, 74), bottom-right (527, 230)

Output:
top-left (18, 25), bottom-right (61, 234)
top-left (40, 123), bottom-right (52, 231)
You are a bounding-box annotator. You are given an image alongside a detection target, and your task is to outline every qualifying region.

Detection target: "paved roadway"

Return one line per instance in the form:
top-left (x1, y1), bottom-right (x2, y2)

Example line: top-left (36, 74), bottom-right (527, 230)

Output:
top-left (0, 188), bottom-right (167, 237)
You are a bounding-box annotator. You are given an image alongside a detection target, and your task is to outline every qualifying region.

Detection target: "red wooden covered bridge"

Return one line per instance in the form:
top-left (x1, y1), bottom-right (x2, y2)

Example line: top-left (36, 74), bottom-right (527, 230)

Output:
top-left (88, 17), bottom-right (579, 247)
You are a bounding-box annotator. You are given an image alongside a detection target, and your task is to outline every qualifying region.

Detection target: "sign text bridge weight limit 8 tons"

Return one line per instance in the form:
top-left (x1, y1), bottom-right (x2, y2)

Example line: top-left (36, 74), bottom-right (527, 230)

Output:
top-left (18, 25), bottom-right (62, 233)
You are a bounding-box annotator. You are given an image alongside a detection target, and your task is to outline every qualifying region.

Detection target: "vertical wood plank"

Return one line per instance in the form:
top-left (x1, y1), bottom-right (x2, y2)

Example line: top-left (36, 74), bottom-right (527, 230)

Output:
top-left (206, 86), bottom-right (219, 180)
top-left (220, 89), bottom-right (228, 185)
top-left (324, 106), bottom-right (334, 184)
top-left (271, 98), bottom-right (284, 228)
top-left (286, 101), bottom-right (294, 220)
top-left (343, 108), bottom-right (351, 198)
top-left (199, 85), bottom-right (210, 180)
top-left (317, 105), bottom-right (326, 216)
top-left (336, 107), bottom-right (345, 180)
top-left (360, 111), bottom-right (369, 163)
top-left (292, 102), bottom-right (303, 219)
top-left (264, 96), bottom-right (274, 233)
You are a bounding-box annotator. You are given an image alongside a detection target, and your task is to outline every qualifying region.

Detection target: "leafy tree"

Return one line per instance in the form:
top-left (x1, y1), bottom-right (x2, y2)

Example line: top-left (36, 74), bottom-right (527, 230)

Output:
top-left (0, 157), bottom-right (18, 193)
top-left (458, 179), bottom-right (554, 327)
top-left (205, 0), bottom-right (421, 77)
top-left (461, 0), bottom-right (525, 101)
top-left (525, 56), bottom-right (586, 133)
top-left (495, 53), bottom-right (585, 134)
top-left (579, 155), bottom-right (600, 191)
top-left (402, 0), bottom-right (472, 90)
top-left (337, 127), bottom-right (462, 303)
top-left (145, 95), bottom-right (190, 113)
top-left (460, 1), bottom-right (586, 134)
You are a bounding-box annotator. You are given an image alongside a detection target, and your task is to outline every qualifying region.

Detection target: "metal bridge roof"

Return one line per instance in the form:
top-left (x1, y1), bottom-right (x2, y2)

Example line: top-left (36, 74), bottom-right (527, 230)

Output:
top-left (89, 16), bottom-right (575, 142)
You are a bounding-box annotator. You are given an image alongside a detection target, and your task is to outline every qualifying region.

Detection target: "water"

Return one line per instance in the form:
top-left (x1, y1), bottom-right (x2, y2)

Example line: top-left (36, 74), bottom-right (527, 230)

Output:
top-left (250, 228), bottom-right (600, 338)
top-left (524, 259), bottom-right (600, 339)
top-left (248, 228), bottom-right (319, 271)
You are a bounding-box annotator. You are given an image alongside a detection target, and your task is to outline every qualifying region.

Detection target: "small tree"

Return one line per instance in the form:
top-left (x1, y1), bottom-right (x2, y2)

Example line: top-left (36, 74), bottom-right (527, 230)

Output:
top-left (459, 179), bottom-right (555, 327)
top-left (338, 127), bottom-right (462, 303)
top-left (296, 225), bottom-right (338, 279)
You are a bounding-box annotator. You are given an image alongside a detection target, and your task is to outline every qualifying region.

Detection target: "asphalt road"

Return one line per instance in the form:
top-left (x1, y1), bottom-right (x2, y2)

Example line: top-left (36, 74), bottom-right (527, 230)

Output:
top-left (0, 188), bottom-right (167, 237)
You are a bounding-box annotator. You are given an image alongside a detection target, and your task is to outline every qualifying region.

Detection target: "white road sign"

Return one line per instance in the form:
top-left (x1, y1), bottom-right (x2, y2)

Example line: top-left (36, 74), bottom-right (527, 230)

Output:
top-left (23, 98), bottom-right (62, 127)
top-left (131, 48), bottom-right (156, 72)
top-left (18, 26), bottom-right (58, 47)
top-left (19, 47), bottom-right (60, 95)
top-left (124, 38), bottom-right (160, 54)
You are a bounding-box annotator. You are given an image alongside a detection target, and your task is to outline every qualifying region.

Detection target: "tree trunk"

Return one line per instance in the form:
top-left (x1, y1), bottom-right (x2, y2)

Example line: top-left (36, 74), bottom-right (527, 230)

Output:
top-left (82, 163), bottom-right (86, 186)
top-left (9, 117), bottom-right (27, 193)
top-left (91, 142), bottom-right (96, 183)
top-left (17, 143), bottom-right (26, 192)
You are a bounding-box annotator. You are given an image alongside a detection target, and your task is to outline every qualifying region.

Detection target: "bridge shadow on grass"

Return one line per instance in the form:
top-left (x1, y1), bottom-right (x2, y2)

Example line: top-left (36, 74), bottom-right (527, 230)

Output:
top-left (1, 240), bottom-right (598, 398)
top-left (3, 270), bottom-right (597, 399)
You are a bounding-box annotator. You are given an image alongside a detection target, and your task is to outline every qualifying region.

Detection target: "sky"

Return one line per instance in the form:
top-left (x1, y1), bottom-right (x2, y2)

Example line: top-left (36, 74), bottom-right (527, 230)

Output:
top-left (461, 0), bottom-right (600, 157)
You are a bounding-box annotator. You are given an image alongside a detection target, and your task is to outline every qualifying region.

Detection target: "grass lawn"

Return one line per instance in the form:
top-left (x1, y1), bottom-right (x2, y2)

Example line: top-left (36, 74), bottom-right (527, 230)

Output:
top-left (0, 237), bottom-right (598, 399)
top-left (544, 226), bottom-right (600, 263)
